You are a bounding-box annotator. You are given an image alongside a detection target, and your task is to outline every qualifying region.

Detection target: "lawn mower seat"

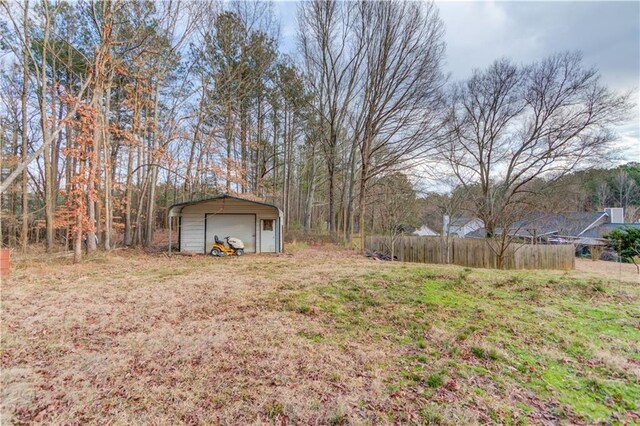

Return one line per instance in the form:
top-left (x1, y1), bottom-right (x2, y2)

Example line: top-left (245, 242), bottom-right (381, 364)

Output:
top-left (215, 235), bottom-right (223, 245)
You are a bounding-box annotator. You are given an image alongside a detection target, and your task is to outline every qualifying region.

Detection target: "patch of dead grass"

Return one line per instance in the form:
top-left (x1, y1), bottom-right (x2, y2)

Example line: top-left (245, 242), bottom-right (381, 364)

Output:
top-left (1, 247), bottom-right (638, 424)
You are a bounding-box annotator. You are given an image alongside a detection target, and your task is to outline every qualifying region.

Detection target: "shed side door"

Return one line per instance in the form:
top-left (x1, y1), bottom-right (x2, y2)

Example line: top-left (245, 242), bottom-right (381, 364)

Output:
top-left (260, 219), bottom-right (276, 252)
top-left (206, 214), bottom-right (256, 253)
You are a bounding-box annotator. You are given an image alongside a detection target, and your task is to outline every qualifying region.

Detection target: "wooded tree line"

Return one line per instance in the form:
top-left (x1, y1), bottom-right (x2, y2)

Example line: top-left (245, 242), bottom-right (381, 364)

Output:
top-left (545, 163), bottom-right (640, 219)
top-left (420, 163), bottom-right (640, 234)
top-left (0, 0), bottom-right (633, 262)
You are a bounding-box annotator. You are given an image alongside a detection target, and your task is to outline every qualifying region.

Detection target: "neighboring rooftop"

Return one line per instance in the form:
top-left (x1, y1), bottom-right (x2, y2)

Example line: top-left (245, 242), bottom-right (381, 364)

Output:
top-left (466, 209), bottom-right (636, 241)
top-left (449, 217), bottom-right (481, 227)
top-left (580, 222), bottom-right (640, 239)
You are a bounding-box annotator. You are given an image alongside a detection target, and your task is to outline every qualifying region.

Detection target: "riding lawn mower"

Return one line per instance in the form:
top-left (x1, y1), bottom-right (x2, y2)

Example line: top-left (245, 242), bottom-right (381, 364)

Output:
top-left (210, 235), bottom-right (245, 256)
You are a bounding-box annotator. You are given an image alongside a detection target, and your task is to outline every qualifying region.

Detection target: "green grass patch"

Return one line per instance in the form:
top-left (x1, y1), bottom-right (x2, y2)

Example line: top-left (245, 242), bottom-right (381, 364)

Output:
top-left (274, 262), bottom-right (640, 423)
top-left (426, 374), bottom-right (443, 388)
top-left (298, 330), bottom-right (324, 342)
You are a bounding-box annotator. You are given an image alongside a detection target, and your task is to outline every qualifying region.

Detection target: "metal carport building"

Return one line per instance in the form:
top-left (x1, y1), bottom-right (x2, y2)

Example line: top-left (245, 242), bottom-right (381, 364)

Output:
top-left (168, 194), bottom-right (283, 254)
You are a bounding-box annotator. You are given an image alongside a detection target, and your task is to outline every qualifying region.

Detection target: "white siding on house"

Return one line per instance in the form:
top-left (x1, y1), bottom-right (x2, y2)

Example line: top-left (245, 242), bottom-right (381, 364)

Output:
top-left (177, 198), bottom-right (280, 254)
top-left (449, 218), bottom-right (484, 237)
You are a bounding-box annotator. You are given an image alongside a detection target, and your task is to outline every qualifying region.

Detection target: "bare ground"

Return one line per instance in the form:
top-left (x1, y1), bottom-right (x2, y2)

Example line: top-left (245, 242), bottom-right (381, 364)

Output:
top-left (575, 258), bottom-right (640, 284)
top-left (2, 249), bottom-right (395, 424)
top-left (1, 247), bottom-right (638, 424)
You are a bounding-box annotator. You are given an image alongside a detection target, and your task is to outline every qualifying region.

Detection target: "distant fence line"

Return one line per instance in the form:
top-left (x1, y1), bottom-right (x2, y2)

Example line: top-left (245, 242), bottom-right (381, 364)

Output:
top-left (365, 236), bottom-right (575, 270)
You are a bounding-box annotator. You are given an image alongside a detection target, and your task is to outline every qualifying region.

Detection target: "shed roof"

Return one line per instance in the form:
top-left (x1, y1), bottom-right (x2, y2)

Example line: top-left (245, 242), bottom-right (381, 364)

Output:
top-left (168, 193), bottom-right (281, 217)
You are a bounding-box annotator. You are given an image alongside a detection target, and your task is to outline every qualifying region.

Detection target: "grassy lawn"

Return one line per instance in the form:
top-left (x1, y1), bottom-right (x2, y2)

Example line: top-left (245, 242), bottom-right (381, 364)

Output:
top-left (1, 246), bottom-right (639, 424)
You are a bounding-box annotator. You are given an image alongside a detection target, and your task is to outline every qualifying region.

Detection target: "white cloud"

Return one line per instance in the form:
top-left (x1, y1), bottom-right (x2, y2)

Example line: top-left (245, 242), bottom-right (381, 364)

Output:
top-left (437, 1), bottom-right (544, 78)
top-left (437, 0), bottom-right (639, 159)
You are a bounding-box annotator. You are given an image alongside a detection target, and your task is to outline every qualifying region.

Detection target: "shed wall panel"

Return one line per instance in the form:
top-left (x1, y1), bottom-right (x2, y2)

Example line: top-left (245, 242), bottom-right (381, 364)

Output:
top-left (180, 213), bottom-right (205, 253)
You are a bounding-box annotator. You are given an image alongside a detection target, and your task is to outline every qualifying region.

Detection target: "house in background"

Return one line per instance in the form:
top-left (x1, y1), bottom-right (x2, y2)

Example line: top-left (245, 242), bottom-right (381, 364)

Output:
top-left (443, 215), bottom-right (484, 237)
top-left (574, 208), bottom-right (640, 245)
top-left (413, 224), bottom-right (439, 236)
top-left (466, 207), bottom-right (638, 245)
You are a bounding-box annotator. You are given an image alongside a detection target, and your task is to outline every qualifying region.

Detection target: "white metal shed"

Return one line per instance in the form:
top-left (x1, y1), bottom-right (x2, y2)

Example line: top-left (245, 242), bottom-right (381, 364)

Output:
top-left (167, 194), bottom-right (283, 254)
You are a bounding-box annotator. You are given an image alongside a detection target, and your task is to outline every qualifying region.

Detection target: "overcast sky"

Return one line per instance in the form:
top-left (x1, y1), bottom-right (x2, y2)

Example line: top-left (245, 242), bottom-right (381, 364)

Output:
top-left (273, 0), bottom-right (640, 162)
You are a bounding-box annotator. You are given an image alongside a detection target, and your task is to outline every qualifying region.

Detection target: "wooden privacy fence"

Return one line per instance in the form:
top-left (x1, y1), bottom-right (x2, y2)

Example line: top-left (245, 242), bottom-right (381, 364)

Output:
top-left (365, 236), bottom-right (575, 270)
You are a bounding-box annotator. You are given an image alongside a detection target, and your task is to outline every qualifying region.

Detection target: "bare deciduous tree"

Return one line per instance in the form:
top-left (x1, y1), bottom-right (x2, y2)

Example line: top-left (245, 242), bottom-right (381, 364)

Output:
top-left (1, 0), bottom-right (635, 261)
top-left (354, 0), bottom-right (446, 252)
top-left (440, 52), bottom-right (631, 267)
top-left (298, 0), bottom-right (364, 235)
top-left (369, 172), bottom-right (420, 260)
top-left (614, 170), bottom-right (637, 214)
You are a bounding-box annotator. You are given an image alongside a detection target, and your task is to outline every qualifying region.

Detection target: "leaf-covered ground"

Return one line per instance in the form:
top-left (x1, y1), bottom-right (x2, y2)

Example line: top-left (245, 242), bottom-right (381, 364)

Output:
top-left (1, 247), bottom-right (638, 424)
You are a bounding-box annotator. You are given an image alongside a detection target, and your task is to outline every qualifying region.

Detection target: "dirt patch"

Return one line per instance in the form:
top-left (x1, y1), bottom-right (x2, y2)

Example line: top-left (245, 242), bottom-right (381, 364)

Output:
top-left (575, 258), bottom-right (639, 283)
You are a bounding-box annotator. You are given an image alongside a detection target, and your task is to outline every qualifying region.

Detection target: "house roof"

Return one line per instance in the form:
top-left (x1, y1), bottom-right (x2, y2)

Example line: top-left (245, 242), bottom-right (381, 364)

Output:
top-left (449, 217), bottom-right (481, 227)
top-left (466, 228), bottom-right (485, 238)
top-left (515, 211), bottom-right (607, 237)
top-left (168, 193), bottom-right (281, 217)
top-left (413, 225), bottom-right (439, 236)
top-left (466, 211), bottom-right (609, 239)
top-left (580, 223), bottom-right (640, 239)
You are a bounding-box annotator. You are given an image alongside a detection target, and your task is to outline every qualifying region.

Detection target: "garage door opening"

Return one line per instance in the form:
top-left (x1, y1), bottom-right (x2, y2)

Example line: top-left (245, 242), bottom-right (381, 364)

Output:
top-left (205, 214), bottom-right (256, 253)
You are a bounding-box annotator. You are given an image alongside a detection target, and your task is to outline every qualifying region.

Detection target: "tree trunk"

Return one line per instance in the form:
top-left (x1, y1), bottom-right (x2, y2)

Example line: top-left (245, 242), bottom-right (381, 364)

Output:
top-left (282, 105), bottom-right (289, 228)
top-left (240, 102), bottom-right (248, 194)
top-left (358, 174), bottom-right (367, 254)
top-left (73, 149), bottom-right (85, 264)
top-left (124, 139), bottom-right (135, 246)
top-left (304, 143), bottom-right (317, 232)
top-left (40, 30), bottom-right (54, 252)
top-left (358, 129), bottom-right (371, 254)
top-left (133, 172), bottom-right (150, 246)
top-left (124, 81), bottom-right (140, 246)
top-left (20, 0), bottom-right (30, 251)
top-left (145, 81), bottom-right (161, 247)
top-left (9, 117), bottom-right (19, 247)
top-left (225, 100), bottom-right (233, 193)
top-left (345, 139), bottom-right (358, 241)
top-left (86, 83), bottom-right (103, 253)
top-left (327, 127), bottom-right (337, 235)
top-left (185, 88), bottom-right (205, 199)
top-left (35, 5), bottom-right (54, 251)
top-left (102, 72), bottom-right (114, 250)
top-left (254, 97), bottom-right (263, 194)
